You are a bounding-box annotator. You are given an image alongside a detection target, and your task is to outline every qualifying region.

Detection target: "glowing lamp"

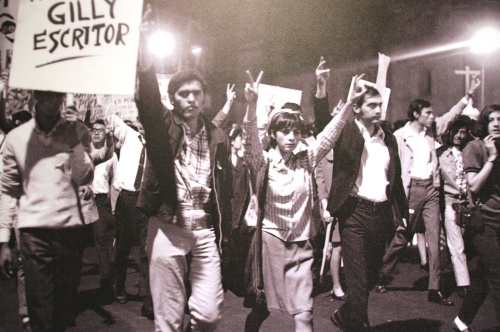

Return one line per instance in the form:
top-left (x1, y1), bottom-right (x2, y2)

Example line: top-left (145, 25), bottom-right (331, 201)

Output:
top-left (470, 27), bottom-right (500, 54)
top-left (148, 31), bottom-right (175, 58)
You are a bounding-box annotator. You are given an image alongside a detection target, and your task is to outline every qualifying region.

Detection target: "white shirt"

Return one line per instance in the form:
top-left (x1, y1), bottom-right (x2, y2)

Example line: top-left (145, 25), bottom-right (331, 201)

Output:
top-left (351, 119), bottom-right (390, 202)
top-left (109, 115), bottom-right (146, 192)
top-left (92, 152), bottom-right (118, 195)
top-left (404, 123), bottom-right (433, 180)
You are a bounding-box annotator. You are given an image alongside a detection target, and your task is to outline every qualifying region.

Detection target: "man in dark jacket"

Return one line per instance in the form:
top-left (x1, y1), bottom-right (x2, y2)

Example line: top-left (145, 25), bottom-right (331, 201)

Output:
top-left (316, 85), bottom-right (408, 331)
top-left (135, 57), bottom-right (232, 331)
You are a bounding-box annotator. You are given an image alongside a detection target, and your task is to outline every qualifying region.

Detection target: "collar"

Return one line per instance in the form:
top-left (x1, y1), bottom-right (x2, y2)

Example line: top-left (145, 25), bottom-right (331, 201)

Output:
top-left (354, 118), bottom-right (385, 140)
top-left (174, 114), bottom-right (206, 138)
top-left (404, 121), bottom-right (427, 139)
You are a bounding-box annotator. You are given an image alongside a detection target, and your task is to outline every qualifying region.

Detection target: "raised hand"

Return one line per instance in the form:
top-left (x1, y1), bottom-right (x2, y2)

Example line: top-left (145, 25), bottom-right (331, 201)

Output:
top-left (316, 56), bottom-right (330, 86)
top-left (331, 99), bottom-right (344, 117)
top-left (484, 135), bottom-right (498, 158)
top-left (468, 74), bottom-right (481, 95)
top-left (347, 74), bottom-right (367, 104)
top-left (226, 83), bottom-right (236, 103)
top-left (244, 70), bottom-right (263, 104)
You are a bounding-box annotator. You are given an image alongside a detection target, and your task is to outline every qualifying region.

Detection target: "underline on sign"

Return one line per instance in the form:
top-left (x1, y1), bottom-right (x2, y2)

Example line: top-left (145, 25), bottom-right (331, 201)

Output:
top-left (36, 55), bottom-right (97, 68)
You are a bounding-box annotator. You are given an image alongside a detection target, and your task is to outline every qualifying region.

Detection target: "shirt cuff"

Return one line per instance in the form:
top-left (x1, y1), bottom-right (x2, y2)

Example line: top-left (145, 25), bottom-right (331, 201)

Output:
top-left (0, 228), bottom-right (11, 243)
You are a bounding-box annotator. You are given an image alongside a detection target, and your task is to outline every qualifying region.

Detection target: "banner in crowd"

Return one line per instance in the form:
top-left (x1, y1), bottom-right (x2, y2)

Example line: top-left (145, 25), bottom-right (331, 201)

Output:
top-left (256, 84), bottom-right (302, 126)
top-left (71, 74), bottom-right (172, 122)
top-left (0, 0), bottom-right (19, 72)
top-left (9, 0), bottom-right (143, 95)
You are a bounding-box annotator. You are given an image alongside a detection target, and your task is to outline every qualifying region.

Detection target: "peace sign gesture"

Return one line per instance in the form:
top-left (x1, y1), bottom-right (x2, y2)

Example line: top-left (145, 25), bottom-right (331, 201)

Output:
top-left (226, 83), bottom-right (236, 103)
top-left (244, 70), bottom-right (263, 104)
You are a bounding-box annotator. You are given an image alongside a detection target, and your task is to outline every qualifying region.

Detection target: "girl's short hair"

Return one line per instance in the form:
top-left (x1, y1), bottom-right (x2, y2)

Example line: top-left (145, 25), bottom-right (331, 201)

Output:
top-left (267, 110), bottom-right (305, 147)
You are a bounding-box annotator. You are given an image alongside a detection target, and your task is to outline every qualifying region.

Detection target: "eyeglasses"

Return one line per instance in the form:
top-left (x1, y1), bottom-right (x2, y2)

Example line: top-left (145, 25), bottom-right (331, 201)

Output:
top-left (92, 128), bottom-right (105, 134)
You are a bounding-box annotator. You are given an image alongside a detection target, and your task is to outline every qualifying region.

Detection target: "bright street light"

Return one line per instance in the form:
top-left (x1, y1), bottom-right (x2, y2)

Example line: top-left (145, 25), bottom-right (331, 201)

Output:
top-left (148, 31), bottom-right (175, 58)
top-left (192, 46), bottom-right (203, 55)
top-left (470, 27), bottom-right (500, 54)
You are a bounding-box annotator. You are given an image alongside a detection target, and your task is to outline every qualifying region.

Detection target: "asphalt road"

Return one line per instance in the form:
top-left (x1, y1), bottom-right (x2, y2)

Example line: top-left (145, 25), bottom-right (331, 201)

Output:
top-left (1, 246), bottom-right (496, 332)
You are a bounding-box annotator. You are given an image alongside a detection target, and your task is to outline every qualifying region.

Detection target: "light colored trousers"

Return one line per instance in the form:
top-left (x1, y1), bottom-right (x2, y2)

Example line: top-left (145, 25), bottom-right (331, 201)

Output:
top-left (147, 216), bottom-right (224, 332)
top-left (444, 199), bottom-right (470, 287)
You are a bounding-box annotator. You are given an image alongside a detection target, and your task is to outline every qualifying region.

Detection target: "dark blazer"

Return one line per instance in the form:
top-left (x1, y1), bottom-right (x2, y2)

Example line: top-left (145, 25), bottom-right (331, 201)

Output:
top-left (326, 120), bottom-right (409, 229)
top-left (134, 69), bottom-right (233, 244)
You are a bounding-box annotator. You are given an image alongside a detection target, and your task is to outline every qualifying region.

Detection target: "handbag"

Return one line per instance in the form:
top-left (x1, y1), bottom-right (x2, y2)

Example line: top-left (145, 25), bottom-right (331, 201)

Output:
top-left (452, 188), bottom-right (484, 233)
top-left (243, 161), bottom-right (270, 313)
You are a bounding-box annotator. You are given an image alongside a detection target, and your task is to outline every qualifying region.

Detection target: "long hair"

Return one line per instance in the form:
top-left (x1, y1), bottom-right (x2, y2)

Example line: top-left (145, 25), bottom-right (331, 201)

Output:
top-left (477, 104), bottom-right (500, 139)
top-left (441, 115), bottom-right (473, 149)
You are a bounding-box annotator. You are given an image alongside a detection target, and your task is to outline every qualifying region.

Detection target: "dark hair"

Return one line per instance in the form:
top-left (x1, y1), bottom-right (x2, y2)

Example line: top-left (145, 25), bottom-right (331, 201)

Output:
top-left (267, 111), bottom-right (305, 148)
top-left (281, 102), bottom-right (302, 112)
top-left (33, 90), bottom-right (65, 101)
top-left (12, 110), bottom-right (32, 124)
top-left (168, 70), bottom-right (207, 96)
top-left (407, 99), bottom-right (431, 121)
top-left (477, 104), bottom-right (500, 139)
top-left (392, 119), bottom-right (407, 132)
top-left (92, 119), bottom-right (106, 129)
top-left (441, 115), bottom-right (472, 149)
top-left (469, 120), bottom-right (482, 139)
top-left (355, 86), bottom-right (381, 108)
top-left (228, 126), bottom-right (242, 141)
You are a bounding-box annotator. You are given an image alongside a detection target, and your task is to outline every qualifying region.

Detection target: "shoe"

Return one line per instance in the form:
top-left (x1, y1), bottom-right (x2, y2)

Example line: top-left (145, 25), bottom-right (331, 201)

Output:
top-left (374, 273), bottom-right (389, 294)
top-left (21, 316), bottom-right (31, 331)
top-left (114, 287), bottom-right (127, 304)
top-left (141, 296), bottom-right (154, 320)
top-left (420, 263), bottom-right (429, 272)
top-left (330, 291), bottom-right (347, 301)
top-left (456, 286), bottom-right (468, 299)
top-left (374, 284), bottom-right (387, 293)
top-left (330, 309), bottom-right (347, 331)
top-left (452, 317), bottom-right (472, 331)
top-left (428, 290), bottom-right (454, 306)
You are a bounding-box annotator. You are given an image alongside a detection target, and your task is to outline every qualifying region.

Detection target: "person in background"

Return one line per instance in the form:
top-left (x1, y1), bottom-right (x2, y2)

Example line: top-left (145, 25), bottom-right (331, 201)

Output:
top-left (375, 76), bottom-right (481, 308)
top-left (106, 114), bottom-right (153, 319)
top-left (437, 115), bottom-right (473, 299)
top-left (453, 104), bottom-right (500, 332)
top-left (90, 119), bottom-right (118, 304)
top-left (313, 57), bottom-right (346, 302)
top-left (0, 90), bottom-right (94, 331)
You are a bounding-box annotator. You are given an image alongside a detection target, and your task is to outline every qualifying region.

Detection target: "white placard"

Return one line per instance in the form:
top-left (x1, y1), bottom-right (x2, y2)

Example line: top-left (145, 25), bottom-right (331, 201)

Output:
top-left (256, 83), bottom-right (302, 126)
top-left (9, 0), bottom-right (143, 95)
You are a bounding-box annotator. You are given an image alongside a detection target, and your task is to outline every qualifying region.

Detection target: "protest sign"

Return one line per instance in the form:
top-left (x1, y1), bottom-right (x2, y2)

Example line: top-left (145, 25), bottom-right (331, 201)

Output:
top-left (256, 83), bottom-right (302, 127)
top-left (9, 0), bottom-right (143, 95)
top-left (0, 0), bottom-right (19, 72)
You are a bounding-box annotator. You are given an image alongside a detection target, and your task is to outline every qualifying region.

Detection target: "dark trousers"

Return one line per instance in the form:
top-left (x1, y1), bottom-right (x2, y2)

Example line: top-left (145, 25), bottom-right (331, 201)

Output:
top-left (93, 194), bottom-right (116, 282)
top-left (380, 178), bottom-right (441, 290)
top-left (114, 190), bottom-right (150, 296)
top-left (20, 227), bottom-right (84, 332)
top-left (459, 220), bottom-right (500, 326)
top-left (336, 197), bottom-right (391, 331)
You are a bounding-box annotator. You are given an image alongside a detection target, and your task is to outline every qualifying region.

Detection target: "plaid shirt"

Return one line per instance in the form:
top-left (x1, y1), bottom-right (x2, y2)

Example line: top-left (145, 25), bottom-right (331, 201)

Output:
top-left (243, 115), bottom-right (346, 242)
top-left (174, 118), bottom-right (211, 207)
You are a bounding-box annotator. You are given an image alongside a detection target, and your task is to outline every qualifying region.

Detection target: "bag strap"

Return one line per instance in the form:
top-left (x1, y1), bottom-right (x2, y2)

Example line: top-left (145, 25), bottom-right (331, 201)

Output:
top-left (255, 158), bottom-right (270, 291)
